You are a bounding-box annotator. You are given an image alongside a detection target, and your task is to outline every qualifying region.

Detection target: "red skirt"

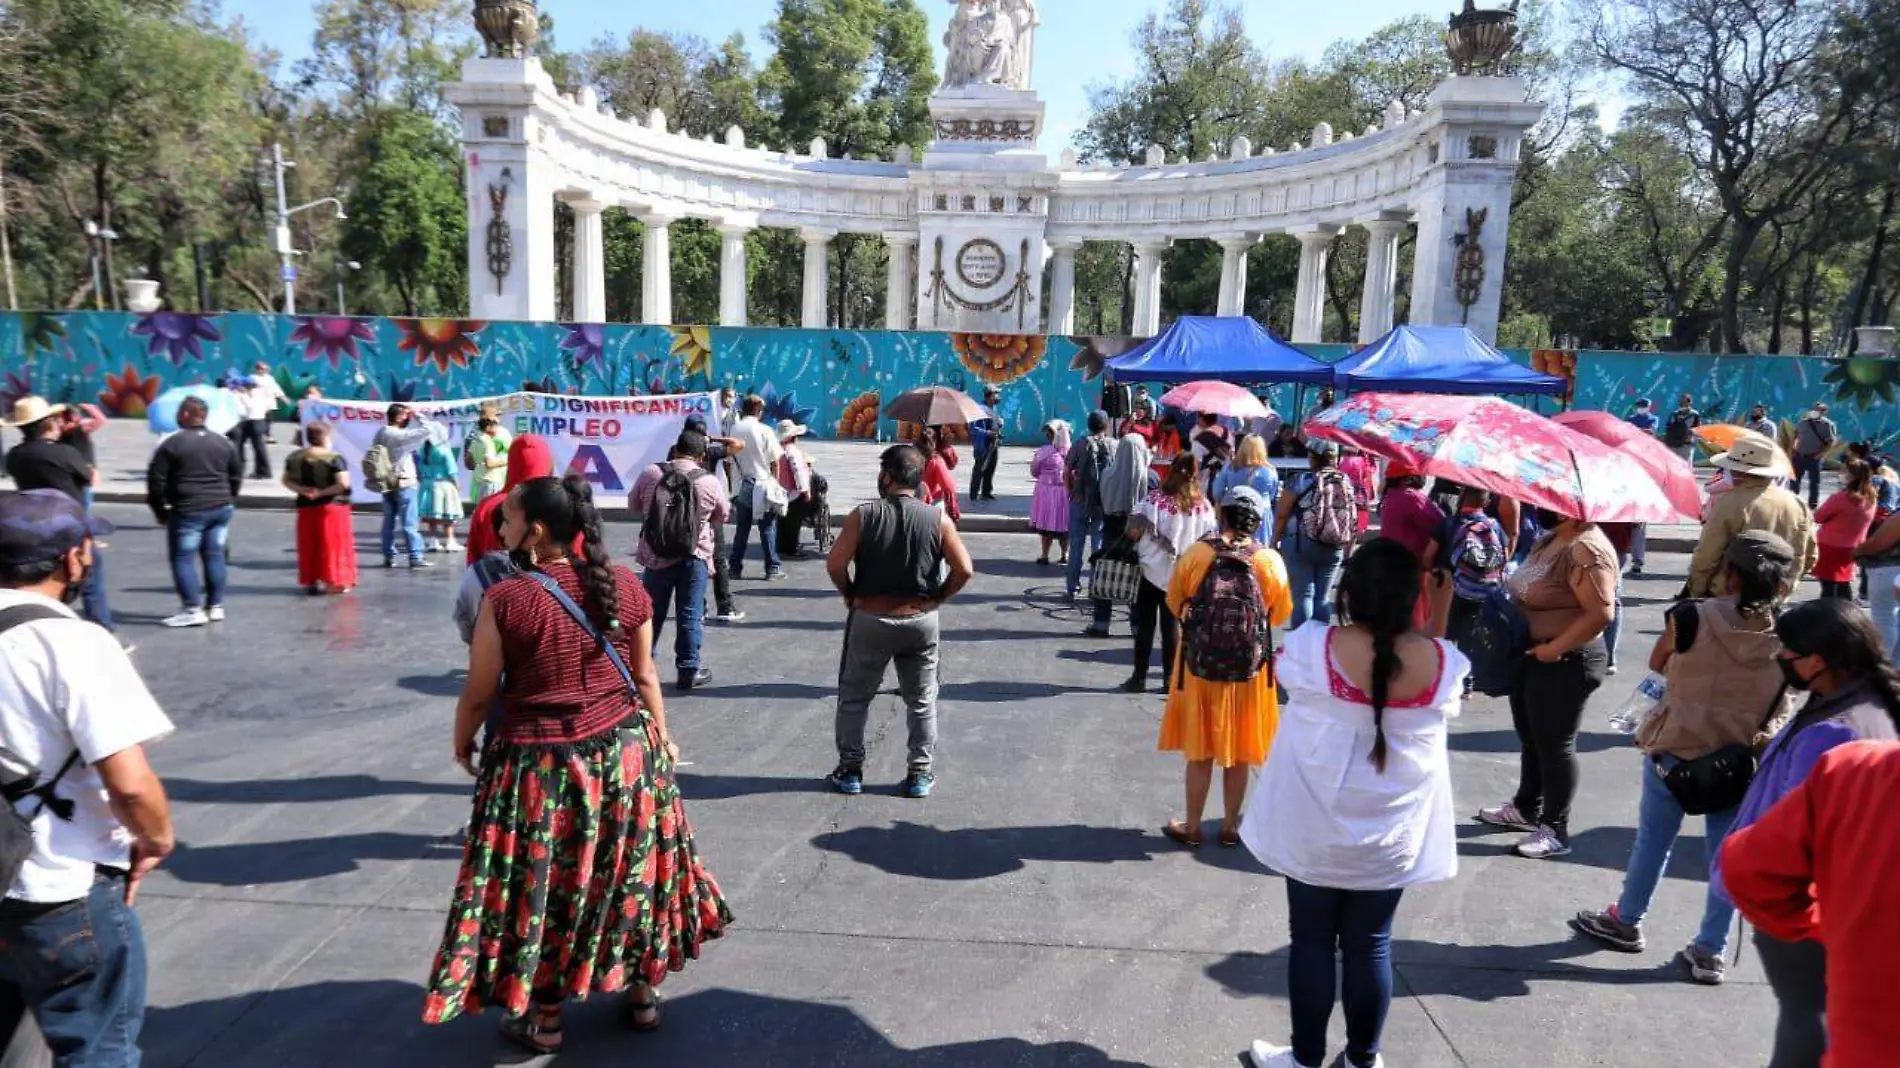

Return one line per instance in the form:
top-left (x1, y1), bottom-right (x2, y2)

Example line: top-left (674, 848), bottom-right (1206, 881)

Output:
top-left (1814, 542), bottom-right (1859, 584)
top-left (296, 504), bottom-right (359, 589)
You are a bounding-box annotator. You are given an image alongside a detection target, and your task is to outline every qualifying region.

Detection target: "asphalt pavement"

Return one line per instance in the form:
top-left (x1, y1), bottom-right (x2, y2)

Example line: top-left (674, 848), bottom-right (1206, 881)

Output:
top-left (80, 502), bottom-right (1780, 1068)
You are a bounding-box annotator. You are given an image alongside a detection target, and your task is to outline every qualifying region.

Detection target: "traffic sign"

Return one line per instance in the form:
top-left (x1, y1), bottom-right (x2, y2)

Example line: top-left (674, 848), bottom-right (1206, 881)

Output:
top-left (280, 264), bottom-right (299, 283)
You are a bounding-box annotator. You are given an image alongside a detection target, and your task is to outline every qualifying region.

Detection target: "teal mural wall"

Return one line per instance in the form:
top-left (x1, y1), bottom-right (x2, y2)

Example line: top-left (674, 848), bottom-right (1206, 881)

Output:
top-left (4, 311), bottom-right (1897, 448)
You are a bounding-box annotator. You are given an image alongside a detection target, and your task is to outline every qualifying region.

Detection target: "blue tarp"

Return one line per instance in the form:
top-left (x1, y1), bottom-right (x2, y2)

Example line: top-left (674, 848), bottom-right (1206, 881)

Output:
top-left (1333, 325), bottom-right (1568, 396)
top-left (1104, 316), bottom-right (1334, 385)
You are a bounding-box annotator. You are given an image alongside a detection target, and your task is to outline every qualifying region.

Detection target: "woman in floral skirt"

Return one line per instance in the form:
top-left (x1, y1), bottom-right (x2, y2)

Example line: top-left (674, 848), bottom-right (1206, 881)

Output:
top-left (423, 474), bottom-right (731, 1054)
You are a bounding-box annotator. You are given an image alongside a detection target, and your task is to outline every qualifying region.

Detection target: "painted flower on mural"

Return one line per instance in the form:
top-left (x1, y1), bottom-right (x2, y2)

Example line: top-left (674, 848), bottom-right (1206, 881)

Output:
top-left (953, 332), bottom-right (1046, 385)
top-left (0, 369), bottom-right (34, 411)
top-left (19, 312), bottom-right (66, 357)
top-left (131, 312), bottom-right (220, 366)
top-left (97, 365), bottom-right (163, 417)
top-left (558, 323), bottom-right (605, 372)
top-left (271, 366), bottom-right (319, 417)
top-left (372, 373), bottom-right (422, 403)
top-left (396, 318), bottom-right (487, 373)
top-left (290, 316), bottom-right (377, 368)
top-left (1530, 349), bottom-right (1577, 403)
top-left (1065, 335), bottom-right (1139, 383)
top-left (1822, 356), bottom-right (1900, 409)
top-left (668, 325), bottom-right (714, 379)
top-left (757, 381), bottom-right (817, 429)
top-left (837, 391), bottom-right (880, 439)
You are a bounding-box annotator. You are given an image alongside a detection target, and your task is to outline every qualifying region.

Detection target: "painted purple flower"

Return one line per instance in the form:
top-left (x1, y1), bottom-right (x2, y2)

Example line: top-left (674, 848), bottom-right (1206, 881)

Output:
top-left (131, 312), bottom-right (221, 366)
top-left (0, 370), bottom-right (32, 411)
top-left (290, 316), bottom-right (376, 368)
top-left (559, 323), bottom-right (605, 371)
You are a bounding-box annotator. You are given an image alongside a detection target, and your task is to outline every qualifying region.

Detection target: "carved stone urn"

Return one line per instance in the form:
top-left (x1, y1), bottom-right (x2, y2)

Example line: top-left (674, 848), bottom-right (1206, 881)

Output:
top-left (1445, 0), bottom-right (1519, 76)
top-left (473, 0), bottom-right (539, 59)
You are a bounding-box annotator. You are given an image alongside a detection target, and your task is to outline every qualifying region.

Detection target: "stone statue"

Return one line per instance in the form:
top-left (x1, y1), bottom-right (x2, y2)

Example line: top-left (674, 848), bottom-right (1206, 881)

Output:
top-left (942, 0), bottom-right (1037, 91)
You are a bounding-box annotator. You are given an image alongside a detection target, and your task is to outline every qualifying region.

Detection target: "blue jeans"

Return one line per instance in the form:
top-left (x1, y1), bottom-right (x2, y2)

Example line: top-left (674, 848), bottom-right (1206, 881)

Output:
top-left (1615, 756), bottom-right (1739, 955)
top-left (81, 544), bottom-right (115, 633)
top-left (167, 505), bottom-right (233, 609)
top-left (380, 487), bottom-right (422, 561)
top-left (1065, 501), bottom-right (1104, 598)
top-left (1283, 536), bottom-right (1345, 629)
top-left (642, 558), bottom-right (709, 672)
top-left (1869, 565), bottom-right (1900, 658)
top-left (1603, 568), bottom-right (1625, 669)
top-left (0, 871), bottom-right (147, 1068)
top-left (728, 481), bottom-right (781, 576)
top-left (1285, 878), bottom-right (1404, 1068)
top-left (1792, 453), bottom-right (1823, 508)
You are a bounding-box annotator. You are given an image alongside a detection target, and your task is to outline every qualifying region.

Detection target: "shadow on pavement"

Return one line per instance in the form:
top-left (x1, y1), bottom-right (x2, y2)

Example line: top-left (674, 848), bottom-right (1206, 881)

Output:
top-left (144, 984), bottom-right (1154, 1068)
top-left (1206, 935), bottom-right (1684, 1004)
top-left (166, 774), bottom-right (471, 804)
top-left (163, 832), bottom-right (462, 885)
top-left (396, 673), bottom-right (467, 697)
top-left (1448, 729), bottom-right (1629, 755)
top-left (1455, 822), bottom-right (1711, 880)
top-left (686, 681), bottom-right (835, 701)
top-left (813, 821), bottom-right (1168, 880)
top-left (674, 772), bottom-right (824, 800)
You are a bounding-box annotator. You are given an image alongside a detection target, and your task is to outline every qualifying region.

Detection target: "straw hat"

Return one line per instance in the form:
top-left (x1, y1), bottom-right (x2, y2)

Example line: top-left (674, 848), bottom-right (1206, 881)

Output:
top-left (2, 396), bottom-right (67, 428)
top-left (776, 419), bottom-right (811, 440)
top-left (1712, 435), bottom-right (1785, 478)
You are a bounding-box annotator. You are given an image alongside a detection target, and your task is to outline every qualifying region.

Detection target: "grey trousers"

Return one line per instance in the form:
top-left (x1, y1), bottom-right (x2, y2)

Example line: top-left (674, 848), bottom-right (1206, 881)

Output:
top-left (1755, 930), bottom-right (1827, 1068)
top-left (835, 610), bottom-right (940, 772)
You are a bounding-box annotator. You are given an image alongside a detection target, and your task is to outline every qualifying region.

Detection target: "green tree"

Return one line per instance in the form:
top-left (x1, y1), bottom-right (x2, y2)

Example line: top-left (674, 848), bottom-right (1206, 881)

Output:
top-left (340, 109), bottom-right (466, 315)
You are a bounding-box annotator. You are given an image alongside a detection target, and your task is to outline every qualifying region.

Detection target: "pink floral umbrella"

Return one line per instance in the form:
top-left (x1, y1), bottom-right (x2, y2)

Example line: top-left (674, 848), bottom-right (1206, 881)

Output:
top-left (1304, 393), bottom-right (1688, 523)
top-left (1553, 410), bottom-right (1706, 520)
top-left (1159, 380), bottom-right (1271, 420)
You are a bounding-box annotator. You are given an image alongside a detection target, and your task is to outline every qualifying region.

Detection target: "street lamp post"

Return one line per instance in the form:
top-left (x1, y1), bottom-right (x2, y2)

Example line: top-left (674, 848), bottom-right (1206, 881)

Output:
top-left (267, 142), bottom-right (348, 315)
top-left (335, 260), bottom-right (361, 315)
top-left (83, 219), bottom-right (119, 311)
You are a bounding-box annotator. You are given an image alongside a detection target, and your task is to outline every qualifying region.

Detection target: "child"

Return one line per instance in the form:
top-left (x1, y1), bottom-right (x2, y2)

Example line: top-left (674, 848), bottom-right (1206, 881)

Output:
top-left (1814, 459), bottom-right (1878, 599)
top-left (417, 438), bottom-right (464, 553)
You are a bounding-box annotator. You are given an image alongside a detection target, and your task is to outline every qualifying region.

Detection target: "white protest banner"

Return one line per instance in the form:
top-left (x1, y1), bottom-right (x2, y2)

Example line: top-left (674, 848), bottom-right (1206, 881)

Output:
top-left (299, 391), bottom-right (717, 505)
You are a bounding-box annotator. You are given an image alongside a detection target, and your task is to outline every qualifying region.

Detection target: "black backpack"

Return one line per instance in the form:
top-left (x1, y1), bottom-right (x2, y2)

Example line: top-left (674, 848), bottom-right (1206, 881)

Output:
top-left (640, 465), bottom-right (707, 560)
top-left (0, 605), bottom-right (84, 892)
top-left (1664, 408), bottom-right (1697, 447)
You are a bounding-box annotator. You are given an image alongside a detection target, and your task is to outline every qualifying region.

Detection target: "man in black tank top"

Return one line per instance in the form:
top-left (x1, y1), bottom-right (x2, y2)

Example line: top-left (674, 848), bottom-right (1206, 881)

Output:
top-left (823, 445), bottom-right (974, 799)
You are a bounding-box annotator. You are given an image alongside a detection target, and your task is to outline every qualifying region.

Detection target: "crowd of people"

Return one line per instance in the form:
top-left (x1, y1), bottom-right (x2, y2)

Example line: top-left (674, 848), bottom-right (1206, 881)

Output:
top-left (4, 380), bottom-right (1900, 1068)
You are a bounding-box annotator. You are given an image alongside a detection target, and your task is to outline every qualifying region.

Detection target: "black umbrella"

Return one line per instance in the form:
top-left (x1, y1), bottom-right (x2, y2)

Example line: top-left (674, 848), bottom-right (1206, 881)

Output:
top-left (882, 386), bottom-right (988, 426)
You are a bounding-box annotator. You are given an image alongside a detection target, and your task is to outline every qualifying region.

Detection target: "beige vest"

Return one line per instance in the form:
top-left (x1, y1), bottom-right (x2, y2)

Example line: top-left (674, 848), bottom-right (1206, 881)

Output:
top-left (1638, 599), bottom-right (1789, 760)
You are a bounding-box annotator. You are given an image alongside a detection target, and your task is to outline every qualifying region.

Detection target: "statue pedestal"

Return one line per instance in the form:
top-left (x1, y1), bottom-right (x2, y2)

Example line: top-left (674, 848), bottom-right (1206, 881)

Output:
top-left (911, 87), bottom-right (1053, 334)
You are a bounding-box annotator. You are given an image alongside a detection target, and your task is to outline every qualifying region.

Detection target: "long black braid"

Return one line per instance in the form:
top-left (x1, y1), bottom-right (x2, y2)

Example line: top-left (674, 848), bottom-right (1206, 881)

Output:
top-left (560, 475), bottom-right (620, 634)
top-left (515, 475), bottom-right (621, 633)
top-left (1333, 538), bottom-right (1422, 773)
top-left (1777, 598), bottom-right (1900, 732)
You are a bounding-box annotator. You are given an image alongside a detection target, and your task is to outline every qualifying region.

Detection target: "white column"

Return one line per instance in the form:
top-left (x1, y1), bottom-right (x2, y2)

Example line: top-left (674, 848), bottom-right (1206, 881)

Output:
top-left (1046, 237), bottom-right (1080, 334)
top-left (569, 198), bottom-right (606, 323)
top-left (1131, 239), bottom-right (1167, 337)
top-left (716, 223), bottom-right (750, 327)
top-left (1290, 225), bottom-right (1339, 343)
top-left (1215, 234), bottom-right (1257, 317)
top-left (800, 227), bottom-right (834, 329)
top-left (1357, 218), bottom-right (1407, 343)
top-left (883, 232), bottom-right (916, 330)
top-left (638, 212), bottom-right (677, 325)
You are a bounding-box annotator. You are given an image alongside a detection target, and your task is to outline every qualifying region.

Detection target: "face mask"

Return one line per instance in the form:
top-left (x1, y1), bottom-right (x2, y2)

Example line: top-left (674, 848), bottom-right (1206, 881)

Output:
top-left (1777, 656), bottom-right (1816, 691)
top-left (1534, 508), bottom-right (1565, 530)
top-left (507, 525), bottom-right (538, 571)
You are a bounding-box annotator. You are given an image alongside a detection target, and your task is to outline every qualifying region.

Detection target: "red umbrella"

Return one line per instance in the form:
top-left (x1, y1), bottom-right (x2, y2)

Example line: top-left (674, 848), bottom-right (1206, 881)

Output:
top-left (1553, 410), bottom-right (1706, 520)
top-left (1159, 380), bottom-right (1271, 420)
top-left (1304, 393), bottom-right (1689, 523)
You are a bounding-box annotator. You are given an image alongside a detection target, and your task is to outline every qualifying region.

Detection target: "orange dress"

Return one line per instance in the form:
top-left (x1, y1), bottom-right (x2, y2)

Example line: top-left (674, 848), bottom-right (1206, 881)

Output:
top-left (1157, 540), bottom-right (1294, 767)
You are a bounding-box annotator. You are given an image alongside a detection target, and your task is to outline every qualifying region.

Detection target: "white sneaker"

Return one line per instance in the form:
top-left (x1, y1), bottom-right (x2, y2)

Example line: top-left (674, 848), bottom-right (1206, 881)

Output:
top-left (207, 605), bottom-right (226, 623)
top-left (1249, 1041), bottom-right (1319, 1068)
top-left (1512, 824), bottom-right (1572, 859)
top-left (425, 539), bottom-right (442, 553)
top-left (161, 608), bottom-right (208, 628)
top-left (443, 537), bottom-right (461, 552)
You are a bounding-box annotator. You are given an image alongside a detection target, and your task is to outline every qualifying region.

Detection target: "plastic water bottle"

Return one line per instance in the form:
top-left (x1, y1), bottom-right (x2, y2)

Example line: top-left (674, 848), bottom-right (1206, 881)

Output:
top-left (1609, 672), bottom-right (1667, 734)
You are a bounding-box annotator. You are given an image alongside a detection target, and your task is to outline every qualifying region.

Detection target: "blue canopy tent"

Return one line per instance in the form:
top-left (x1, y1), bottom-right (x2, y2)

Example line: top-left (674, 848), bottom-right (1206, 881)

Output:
top-left (1332, 325), bottom-right (1567, 397)
top-left (1104, 315), bottom-right (1333, 385)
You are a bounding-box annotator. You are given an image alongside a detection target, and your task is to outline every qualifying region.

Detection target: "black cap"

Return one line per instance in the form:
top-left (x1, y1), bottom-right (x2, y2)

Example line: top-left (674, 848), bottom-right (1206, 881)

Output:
top-left (0, 490), bottom-right (114, 569)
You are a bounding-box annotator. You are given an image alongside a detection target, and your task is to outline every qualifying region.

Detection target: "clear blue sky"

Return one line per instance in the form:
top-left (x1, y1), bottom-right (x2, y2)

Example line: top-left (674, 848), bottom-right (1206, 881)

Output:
top-left (223, 0), bottom-right (1431, 146)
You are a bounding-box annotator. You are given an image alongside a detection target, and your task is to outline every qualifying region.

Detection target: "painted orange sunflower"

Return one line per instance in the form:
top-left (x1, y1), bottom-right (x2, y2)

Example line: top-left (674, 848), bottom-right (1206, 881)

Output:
top-left (953, 332), bottom-right (1047, 385)
top-left (397, 318), bottom-right (487, 373)
top-left (99, 365), bottom-right (163, 417)
top-left (837, 391), bottom-right (880, 439)
top-left (1530, 348), bottom-right (1577, 403)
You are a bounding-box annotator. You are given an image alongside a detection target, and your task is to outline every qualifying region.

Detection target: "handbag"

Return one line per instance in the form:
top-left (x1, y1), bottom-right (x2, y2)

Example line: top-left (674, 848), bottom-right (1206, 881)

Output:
top-left (1088, 535), bottom-right (1143, 606)
top-left (0, 605), bottom-right (84, 892)
top-left (1658, 682), bottom-right (1787, 816)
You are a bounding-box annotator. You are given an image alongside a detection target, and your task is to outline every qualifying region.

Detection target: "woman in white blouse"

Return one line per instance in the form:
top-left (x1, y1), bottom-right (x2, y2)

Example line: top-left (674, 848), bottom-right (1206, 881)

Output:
top-left (1122, 454), bottom-right (1218, 693)
top-left (1242, 537), bottom-right (1469, 1068)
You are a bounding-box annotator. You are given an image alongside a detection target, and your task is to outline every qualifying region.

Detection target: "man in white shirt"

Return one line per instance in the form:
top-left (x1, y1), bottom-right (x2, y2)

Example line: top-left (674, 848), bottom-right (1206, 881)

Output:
top-left (0, 489), bottom-right (174, 1065)
top-left (726, 394), bottom-right (787, 581)
top-left (233, 362), bottom-right (287, 480)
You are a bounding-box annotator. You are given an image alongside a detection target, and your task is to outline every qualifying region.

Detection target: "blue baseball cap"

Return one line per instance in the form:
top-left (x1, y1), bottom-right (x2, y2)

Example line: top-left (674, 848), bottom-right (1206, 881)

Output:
top-left (0, 490), bottom-right (114, 569)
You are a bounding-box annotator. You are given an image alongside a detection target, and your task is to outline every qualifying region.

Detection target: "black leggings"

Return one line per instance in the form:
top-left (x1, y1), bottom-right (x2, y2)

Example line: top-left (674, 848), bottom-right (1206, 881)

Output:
top-left (1131, 577), bottom-right (1178, 684)
top-left (1756, 931), bottom-right (1827, 1068)
top-left (1508, 640), bottom-right (1607, 839)
top-left (1820, 579), bottom-right (1855, 600)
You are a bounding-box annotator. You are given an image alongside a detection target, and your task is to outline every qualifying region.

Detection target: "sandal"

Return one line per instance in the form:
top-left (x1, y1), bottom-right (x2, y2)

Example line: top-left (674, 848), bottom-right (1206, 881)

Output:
top-left (1218, 827), bottom-right (1243, 848)
top-left (500, 1004), bottom-right (563, 1055)
top-left (1161, 821), bottom-right (1203, 849)
top-left (625, 986), bottom-right (664, 1032)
